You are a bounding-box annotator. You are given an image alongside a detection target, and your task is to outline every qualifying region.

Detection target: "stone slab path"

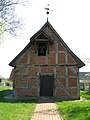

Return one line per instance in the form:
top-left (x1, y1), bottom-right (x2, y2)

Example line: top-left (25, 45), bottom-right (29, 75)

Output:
top-left (31, 99), bottom-right (62, 120)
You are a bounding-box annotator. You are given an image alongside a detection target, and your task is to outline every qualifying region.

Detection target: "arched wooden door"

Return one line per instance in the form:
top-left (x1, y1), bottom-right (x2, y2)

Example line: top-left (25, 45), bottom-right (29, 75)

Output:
top-left (40, 75), bottom-right (54, 97)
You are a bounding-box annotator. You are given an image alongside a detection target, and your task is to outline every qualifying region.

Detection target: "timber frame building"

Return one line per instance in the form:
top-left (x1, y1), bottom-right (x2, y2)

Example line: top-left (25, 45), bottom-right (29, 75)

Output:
top-left (9, 21), bottom-right (85, 100)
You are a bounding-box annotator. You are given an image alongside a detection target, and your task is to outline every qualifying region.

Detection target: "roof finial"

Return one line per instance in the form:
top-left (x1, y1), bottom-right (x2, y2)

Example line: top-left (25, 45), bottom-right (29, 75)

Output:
top-left (45, 4), bottom-right (50, 21)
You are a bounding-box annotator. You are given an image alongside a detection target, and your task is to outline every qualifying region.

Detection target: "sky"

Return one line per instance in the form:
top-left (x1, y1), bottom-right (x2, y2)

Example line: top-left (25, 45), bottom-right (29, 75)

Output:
top-left (0, 0), bottom-right (90, 78)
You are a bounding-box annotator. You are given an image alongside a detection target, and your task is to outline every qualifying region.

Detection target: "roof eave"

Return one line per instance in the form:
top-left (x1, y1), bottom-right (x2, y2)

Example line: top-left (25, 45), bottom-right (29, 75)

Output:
top-left (9, 42), bottom-right (31, 67)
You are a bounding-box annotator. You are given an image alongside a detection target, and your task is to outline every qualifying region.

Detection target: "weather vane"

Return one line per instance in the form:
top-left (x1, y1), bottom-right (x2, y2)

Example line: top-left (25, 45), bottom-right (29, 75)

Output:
top-left (45, 4), bottom-right (53, 21)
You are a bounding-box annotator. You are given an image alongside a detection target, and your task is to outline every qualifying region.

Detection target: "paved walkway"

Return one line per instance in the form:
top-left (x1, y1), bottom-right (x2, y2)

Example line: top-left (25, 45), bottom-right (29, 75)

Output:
top-left (31, 99), bottom-right (62, 120)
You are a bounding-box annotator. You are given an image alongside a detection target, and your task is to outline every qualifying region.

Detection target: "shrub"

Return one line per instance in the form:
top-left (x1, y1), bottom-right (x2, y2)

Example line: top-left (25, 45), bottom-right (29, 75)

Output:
top-left (5, 81), bottom-right (11, 87)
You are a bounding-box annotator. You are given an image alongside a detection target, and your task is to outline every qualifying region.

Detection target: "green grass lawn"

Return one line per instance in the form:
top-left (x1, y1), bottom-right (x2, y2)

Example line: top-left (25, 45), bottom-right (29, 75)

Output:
top-left (56, 91), bottom-right (90, 120)
top-left (0, 87), bottom-right (37, 120)
top-left (0, 86), bottom-right (12, 98)
top-left (57, 101), bottom-right (90, 120)
top-left (80, 90), bottom-right (90, 100)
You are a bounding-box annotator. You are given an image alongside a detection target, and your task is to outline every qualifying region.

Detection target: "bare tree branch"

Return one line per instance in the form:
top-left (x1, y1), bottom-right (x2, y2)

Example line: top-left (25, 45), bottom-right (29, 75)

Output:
top-left (0, 0), bottom-right (31, 39)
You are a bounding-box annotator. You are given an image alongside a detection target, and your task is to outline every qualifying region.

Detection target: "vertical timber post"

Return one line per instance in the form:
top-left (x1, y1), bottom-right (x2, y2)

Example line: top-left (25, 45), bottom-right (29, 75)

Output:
top-left (77, 68), bottom-right (80, 99)
top-left (66, 49), bottom-right (69, 98)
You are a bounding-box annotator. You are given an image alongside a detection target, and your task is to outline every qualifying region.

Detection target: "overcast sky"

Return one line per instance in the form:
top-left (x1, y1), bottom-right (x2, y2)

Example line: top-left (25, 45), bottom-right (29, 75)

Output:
top-left (0, 0), bottom-right (90, 78)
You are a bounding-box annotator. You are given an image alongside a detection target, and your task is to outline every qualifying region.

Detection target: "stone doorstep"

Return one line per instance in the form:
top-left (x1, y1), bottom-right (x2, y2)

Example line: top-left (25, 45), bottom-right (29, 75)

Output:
top-left (38, 97), bottom-right (55, 103)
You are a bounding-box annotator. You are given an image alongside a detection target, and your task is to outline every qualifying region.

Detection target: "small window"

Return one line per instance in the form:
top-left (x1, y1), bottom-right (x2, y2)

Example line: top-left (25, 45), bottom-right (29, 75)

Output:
top-left (38, 43), bottom-right (46, 56)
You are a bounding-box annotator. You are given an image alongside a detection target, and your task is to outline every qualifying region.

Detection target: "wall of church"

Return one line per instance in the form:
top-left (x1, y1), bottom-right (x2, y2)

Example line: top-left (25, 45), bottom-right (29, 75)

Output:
top-left (13, 26), bottom-right (80, 100)
top-left (13, 40), bottom-right (79, 99)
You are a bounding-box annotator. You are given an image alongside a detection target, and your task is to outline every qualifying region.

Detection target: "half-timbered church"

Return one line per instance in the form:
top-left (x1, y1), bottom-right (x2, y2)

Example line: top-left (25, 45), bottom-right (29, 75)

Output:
top-left (9, 19), bottom-right (85, 100)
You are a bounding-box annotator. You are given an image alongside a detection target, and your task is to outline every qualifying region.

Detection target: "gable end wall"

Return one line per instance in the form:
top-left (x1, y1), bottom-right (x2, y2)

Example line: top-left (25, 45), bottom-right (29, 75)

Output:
top-left (13, 25), bottom-right (80, 100)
